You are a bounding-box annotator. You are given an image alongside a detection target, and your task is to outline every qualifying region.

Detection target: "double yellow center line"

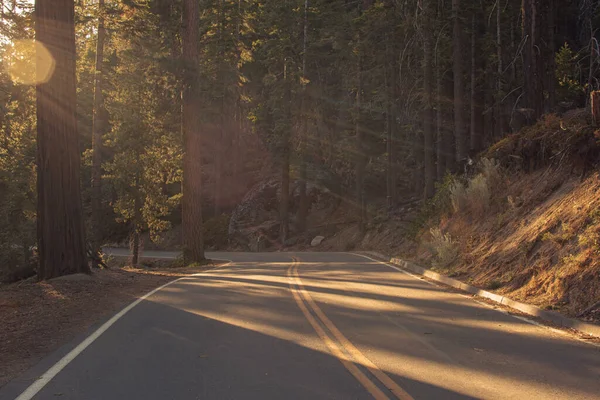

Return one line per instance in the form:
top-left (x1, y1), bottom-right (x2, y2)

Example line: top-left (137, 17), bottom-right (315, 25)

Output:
top-left (287, 257), bottom-right (413, 400)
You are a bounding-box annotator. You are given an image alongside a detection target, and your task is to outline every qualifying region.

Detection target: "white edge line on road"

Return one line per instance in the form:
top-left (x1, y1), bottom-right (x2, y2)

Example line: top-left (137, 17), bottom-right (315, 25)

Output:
top-left (350, 253), bottom-right (600, 348)
top-left (15, 259), bottom-right (232, 400)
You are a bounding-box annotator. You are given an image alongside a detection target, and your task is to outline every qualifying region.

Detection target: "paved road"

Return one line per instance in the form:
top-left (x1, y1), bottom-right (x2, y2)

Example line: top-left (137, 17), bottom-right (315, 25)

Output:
top-left (2, 252), bottom-right (599, 399)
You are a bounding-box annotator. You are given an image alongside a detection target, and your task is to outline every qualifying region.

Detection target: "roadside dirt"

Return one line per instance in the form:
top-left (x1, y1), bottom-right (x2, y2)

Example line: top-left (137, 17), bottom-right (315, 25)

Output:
top-left (0, 262), bottom-right (224, 388)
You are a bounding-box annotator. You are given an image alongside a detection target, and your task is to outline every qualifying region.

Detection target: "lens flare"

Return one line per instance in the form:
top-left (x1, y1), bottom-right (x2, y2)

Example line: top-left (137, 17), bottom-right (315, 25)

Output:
top-left (6, 39), bottom-right (55, 85)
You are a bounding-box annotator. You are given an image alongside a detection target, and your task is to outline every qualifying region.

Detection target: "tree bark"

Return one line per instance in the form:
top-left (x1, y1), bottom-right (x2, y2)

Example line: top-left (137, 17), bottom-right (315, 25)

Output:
top-left (522, 0), bottom-right (543, 120)
top-left (452, 0), bottom-right (467, 164)
top-left (591, 91), bottom-right (600, 126)
top-left (423, 0), bottom-right (435, 198)
top-left (91, 0), bottom-right (106, 268)
top-left (182, 0), bottom-right (205, 263)
top-left (279, 61), bottom-right (291, 244)
top-left (386, 37), bottom-right (396, 209)
top-left (356, 52), bottom-right (366, 232)
top-left (470, 10), bottom-right (484, 153)
top-left (214, 0), bottom-right (225, 216)
top-left (35, 0), bottom-right (89, 280)
top-left (297, 0), bottom-right (310, 233)
top-left (435, 34), bottom-right (444, 181)
top-left (130, 181), bottom-right (142, 266)
top-left (495, 0), bottom-right (505, 139)
top-left (545, 0), bottom-right (555, 112)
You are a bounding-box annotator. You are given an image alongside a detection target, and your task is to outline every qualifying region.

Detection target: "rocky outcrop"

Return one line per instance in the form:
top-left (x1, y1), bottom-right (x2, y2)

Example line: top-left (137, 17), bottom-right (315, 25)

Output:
top-left (228, 178), bottom-right (336, 249)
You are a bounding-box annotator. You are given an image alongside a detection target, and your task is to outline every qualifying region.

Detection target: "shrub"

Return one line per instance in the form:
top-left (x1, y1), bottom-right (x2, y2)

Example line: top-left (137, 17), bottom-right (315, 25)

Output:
top-left (465, 174), bottom-right (491, 215)
top-left (450, 180), bottom-right (467, 213)
top-left (479, 157), bottom-right (502, 189)
top-left (426, 228), bottom-right (459, 269)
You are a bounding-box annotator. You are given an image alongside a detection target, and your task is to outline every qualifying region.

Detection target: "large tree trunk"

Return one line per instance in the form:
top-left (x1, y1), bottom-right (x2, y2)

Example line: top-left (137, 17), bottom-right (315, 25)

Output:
top-left (91, 0), bottom-right (106, 268)
top-left (423, 0), bottom-right (435, 198)
top-left (35, 0), bottom-right (89, 280)
top-left (182, 0), bottom-right (205, 263)
top-left (452, 0), bottom-right (466, 164)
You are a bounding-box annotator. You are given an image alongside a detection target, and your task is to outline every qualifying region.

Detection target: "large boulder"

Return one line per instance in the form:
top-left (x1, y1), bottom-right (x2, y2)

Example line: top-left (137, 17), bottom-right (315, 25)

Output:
top-left (228, 177), bottom-right (338, 249)
top-left (228, 179), bottom-right (280, 249)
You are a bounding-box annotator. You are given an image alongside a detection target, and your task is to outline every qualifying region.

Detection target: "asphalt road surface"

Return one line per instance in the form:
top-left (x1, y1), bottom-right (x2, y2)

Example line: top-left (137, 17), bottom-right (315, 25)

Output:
top-left (2, 251), bottom-right (599, 400)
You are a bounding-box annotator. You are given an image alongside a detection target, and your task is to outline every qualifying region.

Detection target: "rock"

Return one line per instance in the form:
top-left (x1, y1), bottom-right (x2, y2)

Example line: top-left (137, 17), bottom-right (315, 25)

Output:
top-left (311, 236), bottom-right (325, 247)
top-left (229, 177), bottom-right (336, 248)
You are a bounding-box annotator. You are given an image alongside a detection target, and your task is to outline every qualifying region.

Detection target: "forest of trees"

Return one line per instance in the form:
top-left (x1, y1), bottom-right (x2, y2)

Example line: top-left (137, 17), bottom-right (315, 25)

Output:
top-left (1, 0), bottom-right (599, 279)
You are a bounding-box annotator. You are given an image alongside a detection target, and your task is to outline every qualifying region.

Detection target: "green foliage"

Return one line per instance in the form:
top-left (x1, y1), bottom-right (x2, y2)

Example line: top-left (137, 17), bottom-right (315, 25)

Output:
top-left (0, 4), bottom-right (37, 274)
top-left (555, 43), bottom-right (585, 105)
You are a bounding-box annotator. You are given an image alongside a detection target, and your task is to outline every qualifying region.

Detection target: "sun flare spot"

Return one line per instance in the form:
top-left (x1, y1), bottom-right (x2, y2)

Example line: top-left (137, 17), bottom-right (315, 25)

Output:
top-left (6, 39), bottom-right (55, 85)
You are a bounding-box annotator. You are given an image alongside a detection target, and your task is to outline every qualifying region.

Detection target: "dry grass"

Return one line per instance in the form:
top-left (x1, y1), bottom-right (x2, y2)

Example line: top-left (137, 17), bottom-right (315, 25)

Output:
top-left (417, 169), bottom-right (600, 321)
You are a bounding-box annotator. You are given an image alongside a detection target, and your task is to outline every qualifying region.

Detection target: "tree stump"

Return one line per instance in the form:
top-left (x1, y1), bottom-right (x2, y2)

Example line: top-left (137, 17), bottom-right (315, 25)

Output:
top-left (591, 91), bottom-right (600, 126)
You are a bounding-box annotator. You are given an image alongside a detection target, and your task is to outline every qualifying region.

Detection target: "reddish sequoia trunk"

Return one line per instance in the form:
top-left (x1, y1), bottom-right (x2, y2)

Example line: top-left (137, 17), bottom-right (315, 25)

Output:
top-left (35, 0), bottom-right (89, 279)
top-left (182, 0), bottom-right (205, 263)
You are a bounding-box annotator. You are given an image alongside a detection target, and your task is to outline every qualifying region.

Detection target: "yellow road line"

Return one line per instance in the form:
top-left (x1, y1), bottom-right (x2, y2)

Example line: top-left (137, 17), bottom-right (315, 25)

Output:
top-left (287, 262), bottom-right (389, 400)
top-left (291, 258), bottom-right (414, 400)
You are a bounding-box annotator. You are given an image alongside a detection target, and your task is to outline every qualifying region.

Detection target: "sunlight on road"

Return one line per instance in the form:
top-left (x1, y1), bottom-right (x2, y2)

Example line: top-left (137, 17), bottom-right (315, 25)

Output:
top-left (146, 259), bottom-right (599, 400)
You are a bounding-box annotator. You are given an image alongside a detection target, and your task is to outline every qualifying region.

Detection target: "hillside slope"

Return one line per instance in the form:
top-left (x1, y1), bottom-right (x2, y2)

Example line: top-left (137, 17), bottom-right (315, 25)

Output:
top-left (318, 114), bottom-right (600, 323)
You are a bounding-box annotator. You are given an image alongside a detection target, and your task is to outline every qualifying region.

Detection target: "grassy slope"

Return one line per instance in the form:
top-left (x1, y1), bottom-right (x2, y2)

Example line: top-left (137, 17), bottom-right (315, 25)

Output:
top-left (320, 113), bottom-right (600, 322)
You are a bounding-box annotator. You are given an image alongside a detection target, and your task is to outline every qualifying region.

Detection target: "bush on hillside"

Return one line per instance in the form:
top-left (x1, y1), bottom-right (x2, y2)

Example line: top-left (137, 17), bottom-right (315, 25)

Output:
top-left (465, 174), bottom-right (491, 216)
top-left (426, 228), bottom-right (459, 269)
top-left (450, 180), bottom-right (467, 213)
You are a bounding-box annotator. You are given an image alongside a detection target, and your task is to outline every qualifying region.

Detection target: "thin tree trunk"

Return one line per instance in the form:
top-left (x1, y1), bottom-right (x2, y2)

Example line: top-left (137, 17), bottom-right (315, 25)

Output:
top-left (182, 0), bottom-right (205, 263)
top-left (35, 0), bottom-right (89, 280)
top-left (214, 0), bottom-right (224, 215)
top-left (470, 10), bottom-right (484, 153)
top-left (423, 0), bottom-right (435, 198)
top-left (496, 0), bottom-right (504, 139)
top-left (280, 61), bottom-right (291, 244)
top-left (435, 36), bottom-right (444, 181)
top-left (452, 0), bottom-right (466, 164)
top-left (389, 41), bottom-right (397, 205)
top-left (130, 179), bottom-right (142, 266)
top-left (386, 38), bottom-right (394, 209)
top-left (297, 0), bottom-right (310, 233)
top-left (356, 54), bottom-right (366, 232)
top-left (545, 0), bottom-right (555, 112)
top-left (522, 0), bottom-right (534, 118)
top-left (91, 0), bottom-right (106, 268)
